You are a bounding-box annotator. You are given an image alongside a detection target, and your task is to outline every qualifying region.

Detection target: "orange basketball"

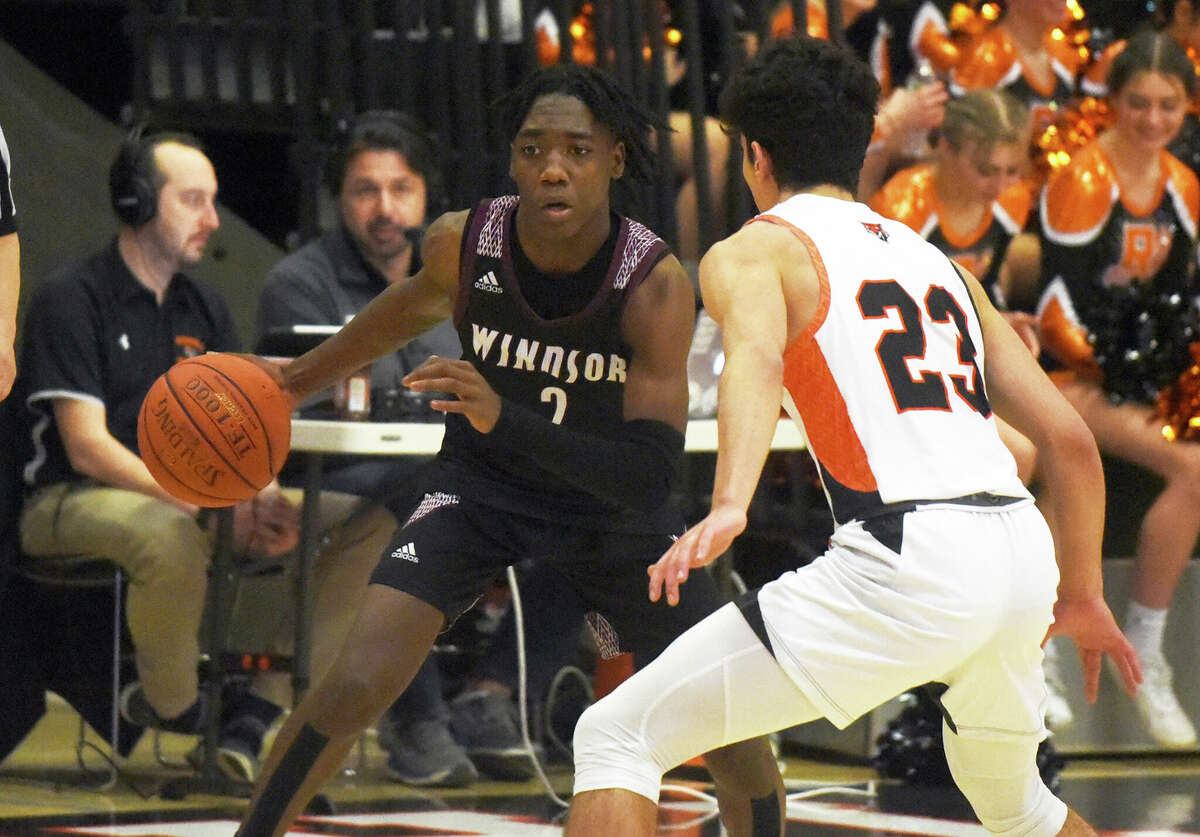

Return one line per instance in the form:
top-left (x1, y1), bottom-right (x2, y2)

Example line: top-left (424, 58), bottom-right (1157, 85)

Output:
top-left (137, 353), bottom-right (292, 507)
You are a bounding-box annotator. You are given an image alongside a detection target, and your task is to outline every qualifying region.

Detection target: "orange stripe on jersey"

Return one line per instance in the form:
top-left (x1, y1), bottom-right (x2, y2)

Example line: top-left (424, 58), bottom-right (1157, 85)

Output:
top-left (749, 214), bottom-right (878, 494)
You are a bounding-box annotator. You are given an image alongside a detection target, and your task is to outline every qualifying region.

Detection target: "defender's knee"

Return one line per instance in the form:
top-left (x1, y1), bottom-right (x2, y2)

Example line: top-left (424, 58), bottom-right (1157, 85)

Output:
top-left (572, 700), bottom-right (662, 803)
top-left (943, 730), bottom-right (1066, 837)
top-left (573, 699), bottom-right (646, 766)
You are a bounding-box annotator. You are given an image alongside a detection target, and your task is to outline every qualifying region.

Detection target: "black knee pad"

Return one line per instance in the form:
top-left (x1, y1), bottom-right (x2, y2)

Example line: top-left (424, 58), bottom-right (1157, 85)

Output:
top-left (750, 790), bottom-right (782, 837)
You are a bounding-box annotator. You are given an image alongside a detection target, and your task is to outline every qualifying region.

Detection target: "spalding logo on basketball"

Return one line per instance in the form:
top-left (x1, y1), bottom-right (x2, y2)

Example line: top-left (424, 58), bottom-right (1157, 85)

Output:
top-left (138, 353), bottom-right (292, 507)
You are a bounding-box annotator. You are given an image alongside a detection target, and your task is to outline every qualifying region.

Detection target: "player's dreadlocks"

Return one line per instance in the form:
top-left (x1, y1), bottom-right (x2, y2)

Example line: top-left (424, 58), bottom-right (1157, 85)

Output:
top-left (494, 62), bottom-right (661, 188)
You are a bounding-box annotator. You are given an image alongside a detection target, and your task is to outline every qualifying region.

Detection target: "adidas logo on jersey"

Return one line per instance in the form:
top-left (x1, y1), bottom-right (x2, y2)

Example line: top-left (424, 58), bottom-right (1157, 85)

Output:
top-left (474, 270), bottom-right (503, 293)
top-left (392, 542), bottom-right (419, 563)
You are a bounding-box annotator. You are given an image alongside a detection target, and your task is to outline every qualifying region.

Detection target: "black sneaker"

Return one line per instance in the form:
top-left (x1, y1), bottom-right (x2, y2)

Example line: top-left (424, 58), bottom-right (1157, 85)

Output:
top-left (448, 690), bottom-right (539, 781)
top-left (380, 718), bottom-right (478, 788)
top-left (119, 682), bottom-right (207, 735)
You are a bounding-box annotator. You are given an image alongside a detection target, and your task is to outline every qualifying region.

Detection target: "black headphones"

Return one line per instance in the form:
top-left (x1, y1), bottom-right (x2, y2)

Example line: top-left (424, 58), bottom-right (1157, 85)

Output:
top-left (109, 123), bottom-right (159, 227)
top-left (326, 110), bottom-right (448, 217)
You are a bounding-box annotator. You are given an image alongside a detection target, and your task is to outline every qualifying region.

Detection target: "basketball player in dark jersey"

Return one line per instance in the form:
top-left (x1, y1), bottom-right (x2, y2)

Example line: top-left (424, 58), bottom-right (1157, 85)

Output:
top-left (233, 64), bottom-right (784, 837)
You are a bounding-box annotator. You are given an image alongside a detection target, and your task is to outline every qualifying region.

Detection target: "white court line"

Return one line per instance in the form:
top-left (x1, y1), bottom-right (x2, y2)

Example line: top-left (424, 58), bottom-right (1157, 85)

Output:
top-left (45, 804), bottom-right (1200, 837)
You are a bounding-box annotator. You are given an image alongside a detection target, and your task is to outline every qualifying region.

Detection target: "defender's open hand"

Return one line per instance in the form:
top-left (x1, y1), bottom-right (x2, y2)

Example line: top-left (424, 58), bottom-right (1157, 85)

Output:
top-left (649, 505), bottom-right (747, 606)
top-left (1049, 596), bottom-right (1142, 704)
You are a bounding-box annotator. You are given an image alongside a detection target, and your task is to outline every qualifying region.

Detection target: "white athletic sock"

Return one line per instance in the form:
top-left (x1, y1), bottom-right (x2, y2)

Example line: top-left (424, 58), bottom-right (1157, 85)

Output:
top-left (1124, 601), bottom-right (1168, 660)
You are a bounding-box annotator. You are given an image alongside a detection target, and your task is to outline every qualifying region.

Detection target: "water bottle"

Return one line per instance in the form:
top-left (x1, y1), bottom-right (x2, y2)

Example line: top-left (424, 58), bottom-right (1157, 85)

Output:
top-left (903, 58), bottom-right (939, 159)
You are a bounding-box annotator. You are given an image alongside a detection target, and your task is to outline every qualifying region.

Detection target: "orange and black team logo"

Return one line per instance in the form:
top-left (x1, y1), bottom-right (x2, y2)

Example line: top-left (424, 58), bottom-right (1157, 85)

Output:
top-left (175, 335), bottom-right (207, 360)
top-left (862, 222), bottom-right (889, 243)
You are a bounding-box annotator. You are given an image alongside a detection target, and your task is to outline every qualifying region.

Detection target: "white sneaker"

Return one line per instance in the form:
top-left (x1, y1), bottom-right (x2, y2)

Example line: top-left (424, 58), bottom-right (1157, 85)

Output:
top-left (1118, 654), bottom-right (1198, 748)
top-left (1041, 641), bottom-right (1074, 730)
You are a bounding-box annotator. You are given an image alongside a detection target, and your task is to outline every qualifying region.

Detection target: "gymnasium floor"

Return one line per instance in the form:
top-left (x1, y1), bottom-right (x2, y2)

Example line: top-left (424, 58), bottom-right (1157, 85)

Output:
top-left (1, 697), bottom-right (1198, 836)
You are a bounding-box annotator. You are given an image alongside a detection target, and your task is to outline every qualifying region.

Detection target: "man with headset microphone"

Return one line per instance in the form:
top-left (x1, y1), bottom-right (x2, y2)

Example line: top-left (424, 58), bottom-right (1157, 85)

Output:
top-left (259, 111), bottom-right (461, 414)
top-left (257, 112), bottom-right (476, 788)
top-left (11, 127), bottom-right (394, 782)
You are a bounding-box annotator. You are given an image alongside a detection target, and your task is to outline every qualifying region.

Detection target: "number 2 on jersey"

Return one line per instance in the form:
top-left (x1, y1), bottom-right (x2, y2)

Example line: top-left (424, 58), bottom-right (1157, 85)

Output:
top-left (857, 279), bottom-right (990, 415)
top-left (541, 386), bottom-right (567, 424)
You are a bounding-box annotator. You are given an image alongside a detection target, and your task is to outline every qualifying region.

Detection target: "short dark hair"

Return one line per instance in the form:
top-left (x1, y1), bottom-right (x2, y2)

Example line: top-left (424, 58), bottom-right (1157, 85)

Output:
top-left (1107, 28), bottom-right (1198, 99)
top-left (719, 36), bottom-right (880, 194)
top-left (493, 63), bottom-right (661, 187)
top-left (328, 110), bottom-right (445, 212)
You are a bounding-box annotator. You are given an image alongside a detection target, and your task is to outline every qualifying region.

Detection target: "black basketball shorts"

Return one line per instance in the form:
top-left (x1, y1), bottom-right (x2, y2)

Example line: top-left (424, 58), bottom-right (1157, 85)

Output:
top-left (369, 479), bottom-right (729, 667)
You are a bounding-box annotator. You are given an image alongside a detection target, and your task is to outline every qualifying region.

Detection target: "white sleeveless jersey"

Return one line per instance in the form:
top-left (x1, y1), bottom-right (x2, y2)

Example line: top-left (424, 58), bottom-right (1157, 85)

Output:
top-left (758, 193), bottom-right (1028, 525)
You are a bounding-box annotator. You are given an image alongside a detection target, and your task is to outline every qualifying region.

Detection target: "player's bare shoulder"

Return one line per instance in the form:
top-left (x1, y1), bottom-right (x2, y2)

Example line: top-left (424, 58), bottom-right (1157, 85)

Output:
top-left (635, 252), bottom-right (694, 311)
top-left (416, 209), bottom-right (471, 295)
top-left (421, 209), bottom-right (470, 258)
top-left (706, 219), bottom-right (803, 279)
top-left (622, 252), bottom-right (696, 356)
top-left (700, 217), bottom-right (821, 344)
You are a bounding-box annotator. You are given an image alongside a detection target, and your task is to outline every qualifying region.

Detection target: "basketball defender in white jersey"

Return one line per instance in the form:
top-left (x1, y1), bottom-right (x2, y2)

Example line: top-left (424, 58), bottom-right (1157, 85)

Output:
top-left (565, 37), bottom-right (1142, 837)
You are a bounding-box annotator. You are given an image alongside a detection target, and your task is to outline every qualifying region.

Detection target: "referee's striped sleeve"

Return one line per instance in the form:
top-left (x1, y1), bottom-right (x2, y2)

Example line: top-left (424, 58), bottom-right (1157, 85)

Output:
top-left (0, 124), bottom-right (15, 236)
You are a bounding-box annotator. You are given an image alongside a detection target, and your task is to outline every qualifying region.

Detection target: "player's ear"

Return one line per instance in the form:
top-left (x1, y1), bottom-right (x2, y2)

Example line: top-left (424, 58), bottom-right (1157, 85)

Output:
top-left (611, 139), bottom-right (626, 179)
top-left (749, 140), bottom-right (772, 181)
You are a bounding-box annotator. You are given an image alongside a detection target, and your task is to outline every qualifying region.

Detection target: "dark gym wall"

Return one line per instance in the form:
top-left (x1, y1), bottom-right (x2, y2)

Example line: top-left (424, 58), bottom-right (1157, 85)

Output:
top-left (0, 37), bottom-right (283, 349)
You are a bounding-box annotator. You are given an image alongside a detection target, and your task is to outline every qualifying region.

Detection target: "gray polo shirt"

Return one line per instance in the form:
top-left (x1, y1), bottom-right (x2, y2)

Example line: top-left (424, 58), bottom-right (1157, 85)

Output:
top-left (257, 226), bottom-right (460, 394)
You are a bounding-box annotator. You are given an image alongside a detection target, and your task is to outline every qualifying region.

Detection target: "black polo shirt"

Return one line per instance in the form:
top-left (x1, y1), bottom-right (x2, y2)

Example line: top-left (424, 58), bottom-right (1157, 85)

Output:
top-left (19, 238), bottom-right (238, 487)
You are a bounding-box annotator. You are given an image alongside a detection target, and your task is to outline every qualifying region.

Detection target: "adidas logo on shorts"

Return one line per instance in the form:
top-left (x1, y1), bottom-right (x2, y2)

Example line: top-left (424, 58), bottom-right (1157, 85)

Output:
top-left (392, 542), bottom-right (419, 563)
top-left (474, 270), bottom-right (502, 293)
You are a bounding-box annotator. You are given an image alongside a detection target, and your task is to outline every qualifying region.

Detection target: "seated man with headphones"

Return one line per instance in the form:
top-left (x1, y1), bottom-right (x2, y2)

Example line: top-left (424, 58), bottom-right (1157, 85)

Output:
top-left (11, 127), bottom-right (396, 783)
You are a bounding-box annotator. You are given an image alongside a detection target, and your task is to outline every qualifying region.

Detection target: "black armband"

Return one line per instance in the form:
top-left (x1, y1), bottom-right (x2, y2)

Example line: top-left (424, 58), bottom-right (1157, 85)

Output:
top-left (489, 401), bottom-right (684, 511)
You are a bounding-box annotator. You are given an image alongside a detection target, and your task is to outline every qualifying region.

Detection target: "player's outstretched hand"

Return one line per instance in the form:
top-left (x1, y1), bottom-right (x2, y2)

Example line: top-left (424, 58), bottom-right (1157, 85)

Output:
top-left (1048, 596), bottom-right (1142, 704)
top-left (649, 504), bottom-right (747, 606)
top-left (403, 355), bottom-right (501, 433)
top-left (228, 353), bottom-right (294, 399)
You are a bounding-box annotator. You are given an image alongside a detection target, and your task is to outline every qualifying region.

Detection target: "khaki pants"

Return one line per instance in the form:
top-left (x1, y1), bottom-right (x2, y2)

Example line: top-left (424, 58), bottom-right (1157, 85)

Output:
top-left (21, 483), bottom-right (396, 719)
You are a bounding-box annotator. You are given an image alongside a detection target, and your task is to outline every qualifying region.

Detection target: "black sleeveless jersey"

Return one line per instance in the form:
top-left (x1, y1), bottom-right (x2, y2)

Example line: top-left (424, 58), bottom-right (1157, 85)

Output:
top-left (439, 195), bottom-right (677, 530)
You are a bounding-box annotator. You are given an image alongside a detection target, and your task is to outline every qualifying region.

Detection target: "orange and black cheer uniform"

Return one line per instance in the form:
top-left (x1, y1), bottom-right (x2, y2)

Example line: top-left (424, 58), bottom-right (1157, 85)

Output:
top-left (950, 25), bottom-right (1083, 133)
top-left (1037, 141), bottom-right (1200, 373)
top-left (869, 163), bottom-right (1033, 307)
top-left (909, 1), bottom-right (961, 76)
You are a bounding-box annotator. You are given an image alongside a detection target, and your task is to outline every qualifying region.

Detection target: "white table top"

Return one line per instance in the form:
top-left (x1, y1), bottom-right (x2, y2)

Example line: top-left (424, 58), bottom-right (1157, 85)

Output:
top-left (289, 417), bottom-right (807, 456)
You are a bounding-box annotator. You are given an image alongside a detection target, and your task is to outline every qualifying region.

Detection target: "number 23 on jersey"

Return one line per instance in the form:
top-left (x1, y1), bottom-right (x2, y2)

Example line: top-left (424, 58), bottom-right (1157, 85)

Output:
top-left (857, 278), bottom-right (991, 416)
